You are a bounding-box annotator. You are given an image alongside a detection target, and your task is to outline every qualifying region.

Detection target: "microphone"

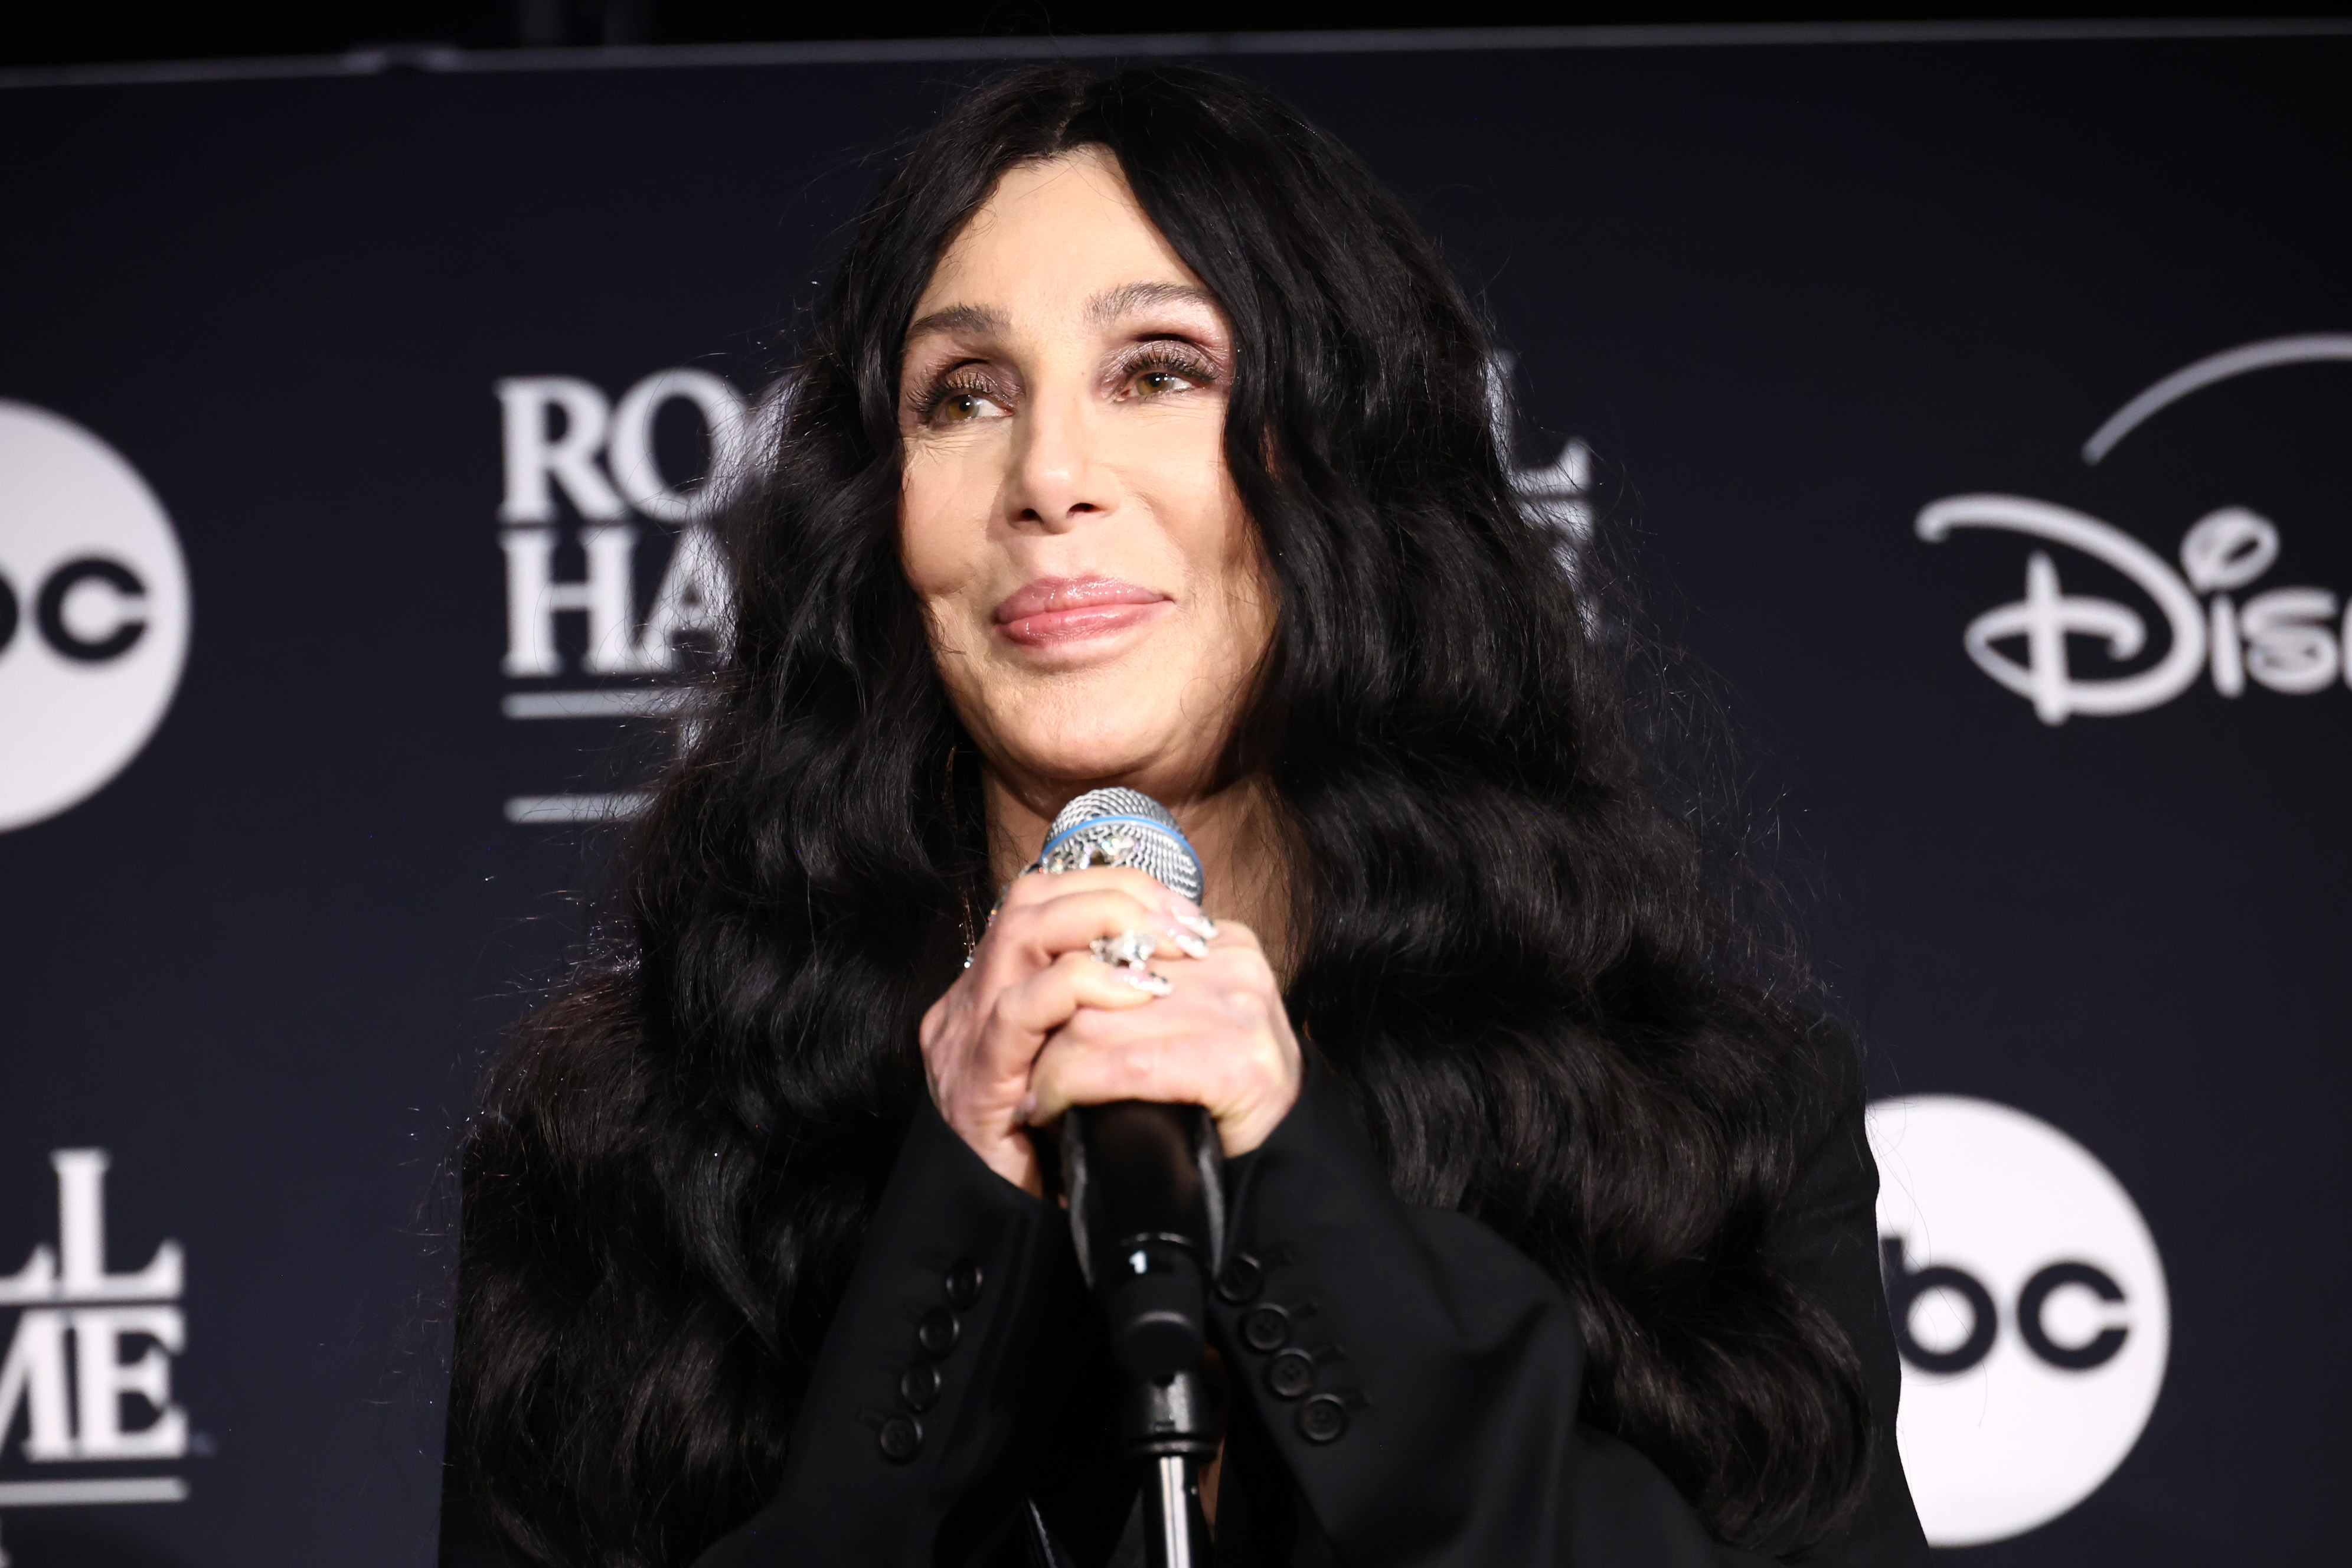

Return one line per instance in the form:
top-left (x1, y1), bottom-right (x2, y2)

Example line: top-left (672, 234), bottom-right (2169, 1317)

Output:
top-left (1033, 788), bottom-right (1221, 1566)
top-left (1035, 788), bottom-right (1226, 1373)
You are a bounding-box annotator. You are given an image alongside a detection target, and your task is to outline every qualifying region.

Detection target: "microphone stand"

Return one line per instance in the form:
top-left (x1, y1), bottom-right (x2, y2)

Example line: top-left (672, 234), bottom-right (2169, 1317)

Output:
top-left (1062, 1100), bottom-right (1226, 1568)
top-left (1128, 1364), bottom-right (1216, 1568)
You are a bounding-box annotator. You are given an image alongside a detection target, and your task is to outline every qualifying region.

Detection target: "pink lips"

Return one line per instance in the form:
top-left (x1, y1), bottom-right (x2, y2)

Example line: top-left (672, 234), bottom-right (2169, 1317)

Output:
top-left (993, 577), bottom-right (1170, 646)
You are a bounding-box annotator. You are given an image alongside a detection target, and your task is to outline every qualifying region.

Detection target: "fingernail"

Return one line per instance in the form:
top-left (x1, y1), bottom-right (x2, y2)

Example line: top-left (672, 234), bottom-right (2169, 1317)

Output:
top-left (1170, 931), bottom-right (1210, 960)
top-left (1163, 892), bottom-right (1203, 918)
top-left (1172, 911), bottom-right (1218, 940)
top-left (1015, 1093), bottom-right (1037, 1122)
top-left (1121, 969), bottom-right (1174, 997)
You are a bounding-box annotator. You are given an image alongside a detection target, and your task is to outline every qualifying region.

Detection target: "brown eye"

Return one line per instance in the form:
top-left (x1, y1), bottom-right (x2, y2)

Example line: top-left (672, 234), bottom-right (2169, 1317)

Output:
top-left (927, 383), bottom-right (1005, 426)
top-left (1133, 369), bottom-right (1190, 397)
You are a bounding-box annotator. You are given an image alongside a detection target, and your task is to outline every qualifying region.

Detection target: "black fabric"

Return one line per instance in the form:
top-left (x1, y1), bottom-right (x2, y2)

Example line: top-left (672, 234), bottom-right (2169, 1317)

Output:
top-left (445, 1067), bottom-right (1928, 1567)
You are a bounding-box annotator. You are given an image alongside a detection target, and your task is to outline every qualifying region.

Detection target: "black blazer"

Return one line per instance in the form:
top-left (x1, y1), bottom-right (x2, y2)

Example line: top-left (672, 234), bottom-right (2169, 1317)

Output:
top-left (667, 1064), bottom-right (1930, 1568)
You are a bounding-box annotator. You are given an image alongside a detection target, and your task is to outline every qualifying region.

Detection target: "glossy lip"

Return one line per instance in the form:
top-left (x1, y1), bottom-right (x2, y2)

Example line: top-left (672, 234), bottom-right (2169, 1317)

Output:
top-left (992, 576), bottom-right (1171, 647)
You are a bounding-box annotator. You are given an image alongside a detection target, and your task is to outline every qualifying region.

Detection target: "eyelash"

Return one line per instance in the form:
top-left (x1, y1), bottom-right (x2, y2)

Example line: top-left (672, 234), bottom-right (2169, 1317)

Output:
top-left (909, 343), bottom-right (1222, 425)
top-left (912, 365), bottom-right (1008, 425)
top-left (1113, 344), bottom-right (1221, 397)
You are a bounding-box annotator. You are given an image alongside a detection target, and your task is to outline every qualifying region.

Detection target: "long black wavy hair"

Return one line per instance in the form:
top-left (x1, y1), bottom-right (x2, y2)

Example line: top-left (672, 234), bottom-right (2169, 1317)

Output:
top-left (448, 62), bottom-right (1871, 1567)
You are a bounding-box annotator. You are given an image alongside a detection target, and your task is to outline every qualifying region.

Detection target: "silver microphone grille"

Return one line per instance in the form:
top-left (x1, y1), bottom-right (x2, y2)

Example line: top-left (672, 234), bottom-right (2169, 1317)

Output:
top-left (1035, 787), bottom-right (1205, 904)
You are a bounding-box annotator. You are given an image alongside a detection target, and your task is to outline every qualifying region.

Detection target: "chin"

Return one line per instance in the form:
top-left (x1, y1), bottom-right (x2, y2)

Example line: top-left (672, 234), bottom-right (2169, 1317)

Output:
top-left (998, 710), bottom-right (1184, 790)
top-left (979, 654), bottom-right (1210, 790)
top-left (1017, 737), bottom-right (1170, 788)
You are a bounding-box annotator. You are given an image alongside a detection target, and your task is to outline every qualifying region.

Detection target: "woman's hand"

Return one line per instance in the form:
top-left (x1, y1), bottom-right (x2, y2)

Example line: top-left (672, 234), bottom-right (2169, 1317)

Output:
top-left (917, 865), bottom-right (1302, 1194)
top-left (919, 865), bottom-right (1210, 1194)
top-left (1027, 916), bottom-right (1302, 1159)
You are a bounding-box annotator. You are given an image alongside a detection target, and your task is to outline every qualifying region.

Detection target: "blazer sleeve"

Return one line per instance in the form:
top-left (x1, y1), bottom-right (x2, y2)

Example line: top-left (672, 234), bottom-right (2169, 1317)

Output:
top-left (1770, 1115), bottom-right (1933, 1568)
top-left (694, 1096), bottom-right (1089, 1568)
top-left (1208, 1063), bottom-right (1928, 1567)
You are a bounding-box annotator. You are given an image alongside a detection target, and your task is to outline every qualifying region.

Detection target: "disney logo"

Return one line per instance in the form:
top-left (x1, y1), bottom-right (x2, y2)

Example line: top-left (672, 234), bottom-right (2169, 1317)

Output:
top-left (1919, 334), bottom-right (2352, 725)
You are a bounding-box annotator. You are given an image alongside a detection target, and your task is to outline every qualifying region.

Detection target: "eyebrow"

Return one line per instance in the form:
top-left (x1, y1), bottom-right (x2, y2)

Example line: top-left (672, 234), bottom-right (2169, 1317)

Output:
top-left (904, 302), bottom-right (1008, 342)
top-left (902, 282), bottom-right (1220, 347)
top-left (1087, 281), bottom-right (1220, 325)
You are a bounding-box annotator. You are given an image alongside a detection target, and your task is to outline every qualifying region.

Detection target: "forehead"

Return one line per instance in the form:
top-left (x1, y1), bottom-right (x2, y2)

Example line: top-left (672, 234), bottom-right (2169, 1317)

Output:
top-left (913, 149), bottom-right (1206, 321)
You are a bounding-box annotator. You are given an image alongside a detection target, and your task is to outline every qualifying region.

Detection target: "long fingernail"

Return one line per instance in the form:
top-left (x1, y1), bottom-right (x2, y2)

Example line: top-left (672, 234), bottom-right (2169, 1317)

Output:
top-left (1169, 930), bottom-right (1210, 960)
top-left (1163, 892), bottom-right (1203, 917)
top-left (1121, 969), bottom-right (1174, 996)
top-left (1172, 911), bottom-right (1218, 941)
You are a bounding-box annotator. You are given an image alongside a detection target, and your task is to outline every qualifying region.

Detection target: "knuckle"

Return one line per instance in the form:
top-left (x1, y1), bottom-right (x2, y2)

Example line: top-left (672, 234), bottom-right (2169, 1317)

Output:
top-left (984, 988), bottom-right (1029, 1035)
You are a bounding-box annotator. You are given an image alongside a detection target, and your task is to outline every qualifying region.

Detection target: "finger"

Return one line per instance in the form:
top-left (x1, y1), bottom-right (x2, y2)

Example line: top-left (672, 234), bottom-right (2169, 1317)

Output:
top-left (1053, 986), bottom-right (1285, 1061)
top-left (998, 863), bottom-right (1180, 916)
top-left (1033, 1002), bottom-right (1300, 1155)
top-left (1199, 917), bottom-right (1262, 955)
top-left (962, 893), bottom-right (1144, 1001)
top-left (1027, 1031), bottom-right (1198, 1126)
top-left (987, 887), bottom-right (1208, 969)
top-left (980, 950), bottom-right (1164, 1076)
top-left (999, 865), bottom-right (1213, 946)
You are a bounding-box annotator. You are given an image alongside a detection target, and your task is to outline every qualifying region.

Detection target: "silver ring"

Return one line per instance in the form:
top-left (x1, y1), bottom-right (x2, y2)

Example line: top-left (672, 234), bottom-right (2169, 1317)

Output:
top-left (1089, 929), bottom-right (1159, 968)
top-left (1089, 928), bottom-right (1172, 995)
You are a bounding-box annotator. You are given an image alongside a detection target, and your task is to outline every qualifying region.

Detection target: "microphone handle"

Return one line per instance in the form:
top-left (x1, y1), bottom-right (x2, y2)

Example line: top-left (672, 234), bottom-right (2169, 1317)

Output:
top-left (1061, 1100), bottom-right (1226, 1390)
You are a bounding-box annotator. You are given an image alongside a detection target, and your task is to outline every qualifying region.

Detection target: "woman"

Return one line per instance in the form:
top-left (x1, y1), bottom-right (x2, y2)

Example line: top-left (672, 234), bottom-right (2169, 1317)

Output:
top-left (443, 63), bottom-right (1928, 1568)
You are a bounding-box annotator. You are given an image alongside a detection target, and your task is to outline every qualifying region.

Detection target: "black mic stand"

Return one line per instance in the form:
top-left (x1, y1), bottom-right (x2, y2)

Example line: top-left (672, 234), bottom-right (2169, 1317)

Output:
top-left (1063, 1100), bottom-right (1226, 1568)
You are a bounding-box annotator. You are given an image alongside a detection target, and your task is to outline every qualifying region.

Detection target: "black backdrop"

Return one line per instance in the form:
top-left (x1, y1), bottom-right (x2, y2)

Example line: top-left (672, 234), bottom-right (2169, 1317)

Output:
top-left (2, 25), bottom-right (2347, 1567)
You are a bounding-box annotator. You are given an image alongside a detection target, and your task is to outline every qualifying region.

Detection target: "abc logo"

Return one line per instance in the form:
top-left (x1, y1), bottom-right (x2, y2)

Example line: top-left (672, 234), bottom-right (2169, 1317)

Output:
top-left (0, 402), bottom-right (190, 832)
top-left (1869, 1095), bottom-right (2170, 1546)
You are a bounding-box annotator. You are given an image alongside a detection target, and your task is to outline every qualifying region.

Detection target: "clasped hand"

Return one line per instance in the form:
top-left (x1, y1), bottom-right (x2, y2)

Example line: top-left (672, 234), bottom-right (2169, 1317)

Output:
top-left (917, 865), bottom-right (1303, 1196)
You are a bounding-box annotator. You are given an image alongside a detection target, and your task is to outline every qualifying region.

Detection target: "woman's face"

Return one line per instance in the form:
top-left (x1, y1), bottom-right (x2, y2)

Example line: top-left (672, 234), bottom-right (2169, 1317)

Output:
top-left (899, 148), bottom-right (1273, 811)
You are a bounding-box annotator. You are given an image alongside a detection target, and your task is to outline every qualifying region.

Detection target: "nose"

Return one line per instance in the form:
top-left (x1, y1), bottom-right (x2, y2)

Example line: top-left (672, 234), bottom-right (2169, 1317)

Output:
top-left (1005, 389), bottom-right (1113, 533)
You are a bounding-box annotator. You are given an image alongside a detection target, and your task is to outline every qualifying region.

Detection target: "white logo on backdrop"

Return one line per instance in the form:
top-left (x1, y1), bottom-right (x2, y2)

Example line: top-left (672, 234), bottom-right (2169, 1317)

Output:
top-left (1487, 351), bottom-right (1597, 556)
top-left (0, 1151), bottom-right (191, 1511)
top-left (1868, 1096), bottom-right (2168, 1547)
top-left (0, 404), bottom-right (191, 832)
top-left (495, 370), bottom-right (756, 824)
top-left (1919, 334), bottom-right (2352, 724)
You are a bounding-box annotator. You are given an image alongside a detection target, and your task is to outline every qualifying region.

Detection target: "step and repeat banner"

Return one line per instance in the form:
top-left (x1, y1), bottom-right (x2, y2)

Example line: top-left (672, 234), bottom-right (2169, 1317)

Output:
top-left (2, 25), bottom-right (2346, 1568)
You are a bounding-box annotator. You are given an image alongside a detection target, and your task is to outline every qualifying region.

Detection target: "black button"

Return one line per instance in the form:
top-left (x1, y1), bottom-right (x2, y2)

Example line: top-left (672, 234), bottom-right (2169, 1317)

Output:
top-left (1240, 1304), bottom-right (1289, 1353)
top-left (945, 1258), bottom-right (984, 1309)
top-left (916, 1306), bottom-right (959, 1357)
top-left (878, 1414), bottom-right (923, 1462)
top-left (1298, 1395), bottom-right (1348, 1443)
top-left (1266, 1348), bottom-right (1315, 1399)
top-left (1216, 1253), bottom-right (1264, 1304)
top-left (899, 1361), bottom-right (941, 1412)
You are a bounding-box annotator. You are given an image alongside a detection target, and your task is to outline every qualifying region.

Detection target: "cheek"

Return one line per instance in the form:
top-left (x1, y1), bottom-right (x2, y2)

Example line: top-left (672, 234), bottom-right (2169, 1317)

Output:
top-left (1142, 429), bottom-right (1264, 619)
top-left (1195, 485), bottom-right (1274, 654)
top-left (899, 452), bottom-right (981, 606)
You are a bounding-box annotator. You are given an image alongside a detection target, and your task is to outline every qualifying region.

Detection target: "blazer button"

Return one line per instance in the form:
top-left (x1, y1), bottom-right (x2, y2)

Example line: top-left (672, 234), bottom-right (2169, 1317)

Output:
top-left (899, 1361), bottom-right (941, 1412)
top-left (1265, 1348), bottom-right (1315, 1399)
top-left (1298, 1394), bottom-right (1348, 1444)
top-left (1216, 1253), bottom-right (1263, 1304)
top-left (878, 1414), bottom-right (923, 1462)
top-left (945, 1258), bottom-right (985, 1309)
top-left (1239, 1304), bottom-right (1289, 1353)
top-left (917, 1306), bottom-right (959, 1357)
